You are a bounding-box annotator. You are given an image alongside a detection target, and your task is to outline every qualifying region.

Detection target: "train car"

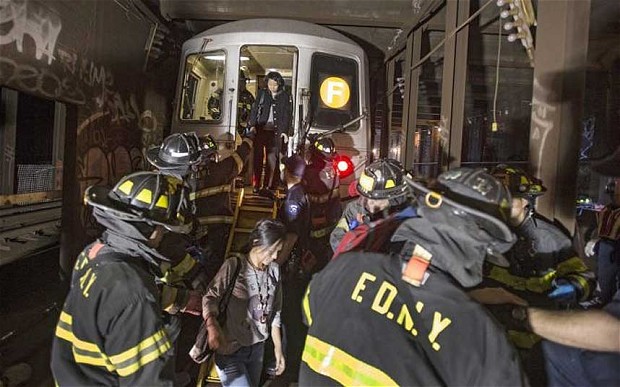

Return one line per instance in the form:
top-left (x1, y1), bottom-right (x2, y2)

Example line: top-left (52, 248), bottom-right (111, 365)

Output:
top-left (171, 18), bottom-right (370, 192)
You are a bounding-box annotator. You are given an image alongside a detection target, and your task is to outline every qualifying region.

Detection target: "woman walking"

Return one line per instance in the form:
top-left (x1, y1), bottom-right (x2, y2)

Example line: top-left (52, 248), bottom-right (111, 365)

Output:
top-left (202, 219), bottom-right (287, 386)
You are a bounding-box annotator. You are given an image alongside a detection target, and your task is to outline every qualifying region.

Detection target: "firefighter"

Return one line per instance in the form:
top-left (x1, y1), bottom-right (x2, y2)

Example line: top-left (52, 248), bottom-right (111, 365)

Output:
top-left (299, 168), bottom-right (526, 385)
top-left (330, 158), bottom-right (411, 252)
top-left (146, 132), bottom-right (217, 315)
top-left (303, 137), bottom-right (342, 271)
top-left (472, 164), bottom-right (596, 382)
top-left (237, 70), bottom-right (255, 134)
top-left (585, 178), bottom-right (620, 305)
top-left (51, 171), bottom-right (193, 385)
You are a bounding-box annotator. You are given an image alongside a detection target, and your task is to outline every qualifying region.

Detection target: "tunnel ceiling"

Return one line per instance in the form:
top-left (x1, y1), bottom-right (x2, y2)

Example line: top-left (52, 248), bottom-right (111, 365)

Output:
top-left (157, 0), bottom-right (436, 54)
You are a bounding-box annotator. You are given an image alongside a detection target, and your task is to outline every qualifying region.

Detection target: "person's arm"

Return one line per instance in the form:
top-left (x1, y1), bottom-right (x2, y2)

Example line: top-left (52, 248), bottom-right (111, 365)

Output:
top-left (271, 324), bottom-right (286, 376)
top-left (527, 307), bottom-right (620, 352)
top-left (202, 259), bottom-right (238, 349)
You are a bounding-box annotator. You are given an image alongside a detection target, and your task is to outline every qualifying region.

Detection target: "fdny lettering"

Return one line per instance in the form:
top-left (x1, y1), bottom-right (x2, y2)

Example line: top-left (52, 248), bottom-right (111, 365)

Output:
top-left (351, 271), bottom-right (452, 351)
top-left (79, 268), bottom-right (97, 298)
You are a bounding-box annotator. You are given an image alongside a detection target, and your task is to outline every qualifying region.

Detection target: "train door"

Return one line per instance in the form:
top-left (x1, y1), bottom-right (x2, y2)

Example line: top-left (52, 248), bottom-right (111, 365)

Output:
top-left (236, 45), bottom-right (298, 133)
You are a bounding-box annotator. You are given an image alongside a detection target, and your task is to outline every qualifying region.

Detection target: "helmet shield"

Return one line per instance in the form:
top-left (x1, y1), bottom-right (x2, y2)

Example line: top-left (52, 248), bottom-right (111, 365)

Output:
top-left (357, 158), bottom-right (408, 200)
top-left (147, 133), bottom-right (203, 173)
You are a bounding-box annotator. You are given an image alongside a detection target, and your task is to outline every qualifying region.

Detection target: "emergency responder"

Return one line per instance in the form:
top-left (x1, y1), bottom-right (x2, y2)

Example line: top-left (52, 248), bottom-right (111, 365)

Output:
top-left (303, 137), bottom-right (342, 271)
top-left (249, 71), bottom-right (292, 193)
top-left (585, 178), bottom-right (620, 305)
top-left (330, 158), bottom-right (410, 252)
top-left (148, 130), bottom-right (255, 279)
top-left (146, 132), bottom-right (216, 315)
top-left (51, 171), bottom-right (193, 385)
top-left (237, 71), bottom-right (255, 134)
top-left (299, 168), bottom-right (526, 386)
top-left (473, 164), bottom-right (596, 383)
top-left (277, 154), bottom-right (310, 267)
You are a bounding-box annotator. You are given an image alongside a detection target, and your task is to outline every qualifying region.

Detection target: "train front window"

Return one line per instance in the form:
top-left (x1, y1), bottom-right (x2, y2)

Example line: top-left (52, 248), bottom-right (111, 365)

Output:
top-left (310, 53), bottom-right (360, 130)
top-left (180, 50), bottom-right (226, 122)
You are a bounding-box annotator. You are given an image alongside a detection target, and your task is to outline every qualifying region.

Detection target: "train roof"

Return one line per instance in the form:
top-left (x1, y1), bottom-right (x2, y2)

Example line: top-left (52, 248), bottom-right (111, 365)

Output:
top-left (192, 18), bottom-right (358, 47)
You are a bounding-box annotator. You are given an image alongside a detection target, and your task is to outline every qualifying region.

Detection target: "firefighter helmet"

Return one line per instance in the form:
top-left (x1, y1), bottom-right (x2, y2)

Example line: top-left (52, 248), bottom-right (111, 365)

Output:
top-left (85, 171), bottom-right (193, 234)
top-left (313, 137), bottom-right (336, 160)
top-left (407, 167), bottom-right (515, 250)
top-left (357, 158), bottom-right (408, 201)
top-left (490, 164), bottom-right (546, 197)
top-left (147, 133), bottom-right (203, 173)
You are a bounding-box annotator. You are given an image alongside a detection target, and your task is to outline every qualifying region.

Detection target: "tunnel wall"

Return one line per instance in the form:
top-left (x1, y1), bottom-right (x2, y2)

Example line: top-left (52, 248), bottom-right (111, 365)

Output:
top-left (0, 0), bottom-right (179, 272)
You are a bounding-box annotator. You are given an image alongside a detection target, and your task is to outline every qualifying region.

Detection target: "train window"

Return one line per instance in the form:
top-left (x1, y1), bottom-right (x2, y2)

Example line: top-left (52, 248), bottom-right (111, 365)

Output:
top-left (310, 53), bottom-right (359, 130)
top-left (180, 50), bottom-right (226, 122)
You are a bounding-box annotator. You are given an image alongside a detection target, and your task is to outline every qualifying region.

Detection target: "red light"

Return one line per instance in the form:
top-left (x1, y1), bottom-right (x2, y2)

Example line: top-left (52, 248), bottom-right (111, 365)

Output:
top-left (333, 155), bottom-right (354, 178)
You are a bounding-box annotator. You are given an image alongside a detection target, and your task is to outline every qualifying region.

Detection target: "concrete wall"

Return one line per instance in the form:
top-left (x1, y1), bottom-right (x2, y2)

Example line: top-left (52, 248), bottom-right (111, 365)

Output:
top-left (0, 0), bottom-right (179, 272)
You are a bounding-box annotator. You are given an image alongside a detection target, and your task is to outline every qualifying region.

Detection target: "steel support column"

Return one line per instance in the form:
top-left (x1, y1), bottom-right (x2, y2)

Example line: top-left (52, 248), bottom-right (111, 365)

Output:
top-left (529, 0), bottom-right (591, 231)
top-left (0, 89), bottom-right (18, 195)
top-left (440, 0), bottom-right (470, 170)
top-left (402, 28), bottom-right (423, 170)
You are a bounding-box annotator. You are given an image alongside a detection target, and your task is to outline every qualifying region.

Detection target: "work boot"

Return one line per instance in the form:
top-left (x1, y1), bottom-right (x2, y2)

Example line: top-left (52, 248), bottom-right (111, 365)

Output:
top-left (0, 363), bottom-right (32, 387)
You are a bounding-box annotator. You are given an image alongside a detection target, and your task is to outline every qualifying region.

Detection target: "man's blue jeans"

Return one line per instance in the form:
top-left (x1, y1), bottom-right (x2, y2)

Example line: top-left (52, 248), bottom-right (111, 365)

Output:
top-left (214, 342), bottom-right (265, 386)
top-left (597, 240), bottom-right (620, 304)
top-left (543, 340), bottom-right (620, 386)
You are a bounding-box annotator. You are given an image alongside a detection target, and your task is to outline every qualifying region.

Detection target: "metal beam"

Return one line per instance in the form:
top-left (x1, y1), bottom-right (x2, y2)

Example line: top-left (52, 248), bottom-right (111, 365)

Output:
top-left (439, 0), bottom-right (469, 170)
top-left (529, 0), bottom-right (591, 232)
top-left (0, 89), bottom-right (18, 195)
top-left (402, 28), bottom-right (423, 169)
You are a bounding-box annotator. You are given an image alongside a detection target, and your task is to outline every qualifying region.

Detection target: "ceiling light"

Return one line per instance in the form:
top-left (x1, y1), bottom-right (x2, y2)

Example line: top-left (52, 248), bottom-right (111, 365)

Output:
top-left (204, 55), bottom-right (225, 60)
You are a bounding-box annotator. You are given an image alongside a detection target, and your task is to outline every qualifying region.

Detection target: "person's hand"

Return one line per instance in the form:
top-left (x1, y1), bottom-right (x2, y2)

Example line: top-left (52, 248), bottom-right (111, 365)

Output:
top-left (468, 287), bottom-right (528, 306)
top-left (206, 317), bottom-right (223, 350)
top-left (584, 238), bottom-right (599, 258)
top-left (548, 280), bottom-right (577, 301)
top-left (274, 350), bottom-right (286, 376)
top-left (181, 290), bottom-right (203, 316)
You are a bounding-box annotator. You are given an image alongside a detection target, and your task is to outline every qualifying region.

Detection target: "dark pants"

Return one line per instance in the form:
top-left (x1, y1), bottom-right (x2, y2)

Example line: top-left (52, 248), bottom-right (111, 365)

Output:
top-left (597, 239), bottom-right (620, 304)
top-left (200, 223), bottom-right (230, 282)
top-left (253, 128), bottom-right (280, 189)
top-left (542, 340), bottom-right (620, 386)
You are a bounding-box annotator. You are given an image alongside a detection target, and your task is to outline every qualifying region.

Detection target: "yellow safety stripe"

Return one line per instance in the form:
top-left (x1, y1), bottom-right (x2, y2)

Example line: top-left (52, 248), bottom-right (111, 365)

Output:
top-left (507, 330), bottom-right (541, 349)
top-left (311, 226), bottom-right (333, 239)
top-left (302, 285), bottom-right (312, 326)
top-left (110, 328), bottom-right (172, 377)
top-left (55, 312), bottom-right (116, 372)
top-left (160, 285), bottom-right (179, 313)
top-left (308, 188), bottom-right (340, 204)
top-left (231, 152), bottom-right (244, 173)
top-left (194, 184), bottom-right (231, 199)
top-left (335, 217), bottom-right (349, 232)
top-left (488, 266), bottom-right (556, 293)
top-left (302, 335), bottom-right (398, 386)
top-left (555, 256), bottom-right (588, 277)
top-left (161, 254), bottom-right (196, 285)
top-left (566, 274), bottom-right (590, 301)
top-left (198, 215), bottom-right (234, 225)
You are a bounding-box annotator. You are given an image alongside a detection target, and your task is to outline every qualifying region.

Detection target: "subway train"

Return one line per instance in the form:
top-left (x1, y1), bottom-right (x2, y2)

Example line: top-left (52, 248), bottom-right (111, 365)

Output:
top-left (171, 18), bottom-right (371, 190)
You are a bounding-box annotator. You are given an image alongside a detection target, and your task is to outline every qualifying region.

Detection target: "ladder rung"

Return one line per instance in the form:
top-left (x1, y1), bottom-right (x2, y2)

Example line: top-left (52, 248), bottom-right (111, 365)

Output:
top-left (240, 206), bottom-right (274, 213)
top-left (234, 228), bottom-right (253, 233)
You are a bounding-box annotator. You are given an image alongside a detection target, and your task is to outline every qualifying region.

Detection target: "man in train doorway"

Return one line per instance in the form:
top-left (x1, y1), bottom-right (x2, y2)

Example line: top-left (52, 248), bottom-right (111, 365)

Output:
top-left (248, 71), bottom-right (292, 195)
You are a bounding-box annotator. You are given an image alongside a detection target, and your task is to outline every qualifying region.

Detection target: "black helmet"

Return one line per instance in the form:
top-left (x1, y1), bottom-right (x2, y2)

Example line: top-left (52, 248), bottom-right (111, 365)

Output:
top-left (147, 133), bottom-right (203, 174)
top-left (489, 164), bottom-right (546, 198)
top-left (357, 158), bottom-right (408, 201)
top-left (407, 167), bottom-right (515, 251)
top-left (313, 137), bottom-right (336, 160)
top-left (85, 171), bottom-right (193, 234)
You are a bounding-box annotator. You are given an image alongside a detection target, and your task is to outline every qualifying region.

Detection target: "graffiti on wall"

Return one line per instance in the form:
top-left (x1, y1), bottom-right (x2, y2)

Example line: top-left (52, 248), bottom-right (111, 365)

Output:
top-left (531, 78), bottom-right (557, 177)
top-left (0, 0), bottom-right (62, 65)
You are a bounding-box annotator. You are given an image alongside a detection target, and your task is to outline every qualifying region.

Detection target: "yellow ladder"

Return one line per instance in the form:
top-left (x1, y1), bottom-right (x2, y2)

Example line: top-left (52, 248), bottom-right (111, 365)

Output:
top-left (197, 187), bottom-right (279, 386)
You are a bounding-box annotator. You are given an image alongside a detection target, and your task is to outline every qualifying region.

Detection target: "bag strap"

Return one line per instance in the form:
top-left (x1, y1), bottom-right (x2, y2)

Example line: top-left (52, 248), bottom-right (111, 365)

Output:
top-left (216, 255), bottom-right (242, 321)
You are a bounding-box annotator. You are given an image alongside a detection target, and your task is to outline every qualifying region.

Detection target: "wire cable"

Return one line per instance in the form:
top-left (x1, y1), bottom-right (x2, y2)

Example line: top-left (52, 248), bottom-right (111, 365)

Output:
top-left (408, 0), bottom-right (495, 72)
top-left (492, 16), bottom-right (502, 131)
